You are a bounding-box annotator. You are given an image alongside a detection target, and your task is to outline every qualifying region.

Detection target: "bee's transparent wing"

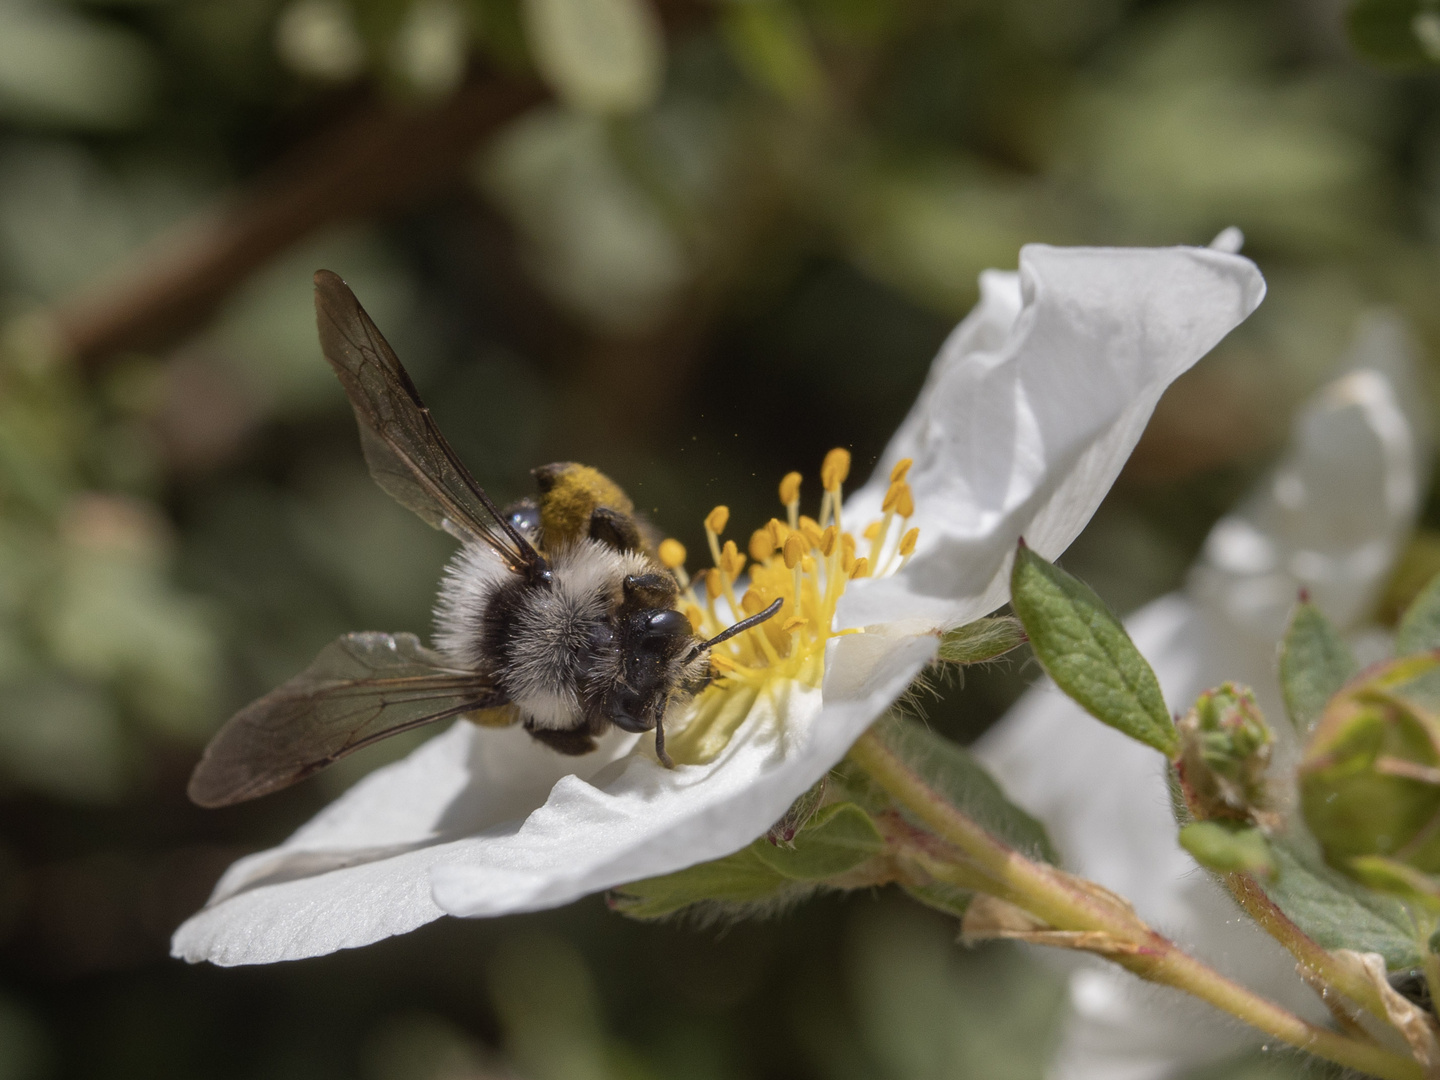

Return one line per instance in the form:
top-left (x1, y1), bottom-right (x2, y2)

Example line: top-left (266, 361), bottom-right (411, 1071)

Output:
top-left (313, 269), bottom-right (541, 572)
top-left (188, 632), bottom-right (505, 808)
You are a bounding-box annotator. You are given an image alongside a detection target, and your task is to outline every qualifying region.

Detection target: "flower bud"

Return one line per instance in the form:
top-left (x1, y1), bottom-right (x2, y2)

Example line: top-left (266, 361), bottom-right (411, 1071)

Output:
top-left (1175, 683), bottom-right (1274, 824)
top-left (1299, 653), bottom-right (1440, 877)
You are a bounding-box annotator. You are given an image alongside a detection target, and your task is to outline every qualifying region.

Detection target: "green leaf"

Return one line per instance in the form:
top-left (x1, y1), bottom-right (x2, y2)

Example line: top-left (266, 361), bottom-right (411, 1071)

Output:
top-left (611, 801), bottom-right (883, 919)
top-left (1397, 571), bottom-right (1440, 656)
top-left (753, 802), bottom-right (883, 879)
top-left (864, 713), bottom-right (1057, 863)
top-left (936, 616), bottom-right (1026, 665)
top-left (1179, 821), bottom-right (1275, 877)
top-left (1347, 0), bottom-right (1440, 69)
top-left (1009, 544), bottom-right (1176, 757)
top-left (901, 880), bottom-right (972, 919)
top-left (1279, 601), bottom-right (1357, 732)
top-left (1348, 855), bottom-right (1440, 913)
top-left (1259, 832), bottom-right (1424, 971)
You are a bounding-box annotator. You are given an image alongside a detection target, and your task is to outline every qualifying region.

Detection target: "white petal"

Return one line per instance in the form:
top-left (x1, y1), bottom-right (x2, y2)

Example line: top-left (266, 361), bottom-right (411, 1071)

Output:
top-left (431, 631), bottom-right (936, 917)
top-left (171, 721), bottom-right (637, 965)
top-left (839, 243), bottom-right (1265, 630)
top-left (973, 355), bottom-right (1425, 1079)
top-left (172, 633), bottom-right (936, 964)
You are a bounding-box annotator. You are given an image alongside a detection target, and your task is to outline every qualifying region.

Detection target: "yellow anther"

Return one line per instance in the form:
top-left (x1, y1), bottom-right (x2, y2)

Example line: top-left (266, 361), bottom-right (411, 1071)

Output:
top-left (704, 567), bottom-right (722, 599)
top-left (821, 448), bottom-right (851, 490)
top-left (799, 516), bottom-right (823, 547)
top-left (863, 521), bottom-right (881, 541)
top-left (684, 604), bottom-right (704, 632)
top-left (782, 616), bottom-right (808, 633)
top-left (658, 538), bottom-right (686, 569)
top-left (741, 589), bottom-right (771, 616)
top-left (881, 481), bottom-right (904, 513)
top-left (767, 518), bottom-right (791, 548)
top-left (850, 556), bottom-right (870, 579)
top-left (705, 506), bottom-right (730, 536)
top-left (895, 484), bottom-right (915, 519)
top-left (842, 533), bottom-right (857, 559)
top-left (801, 555), bottom-right (816, 574)
top-left (898, 527), bottom-right (919, 557)
top-left (783, 534), bottom-right (804, 569)
top-left (710, 652), bottom-right (736, 672)
top-left (720, 540), bottom-right (746, 577)
top-left (779, 472), bottom-right (802, 506)
top-left (749, 529), bottom-right (775, 563)
top-left (820, 525), bottom-right (838, 557)
top-left (889, 458), bottom-right (913, 484)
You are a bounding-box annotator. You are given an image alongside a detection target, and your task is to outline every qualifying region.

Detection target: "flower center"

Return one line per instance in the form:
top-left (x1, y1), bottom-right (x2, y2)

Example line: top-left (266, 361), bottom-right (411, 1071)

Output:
top-left (658, 449), bottom-right (920, 764)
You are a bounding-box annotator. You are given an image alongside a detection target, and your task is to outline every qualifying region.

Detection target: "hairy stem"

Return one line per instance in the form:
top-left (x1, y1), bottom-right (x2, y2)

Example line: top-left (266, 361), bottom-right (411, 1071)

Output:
top-left (848, 729), bottom-right (1424, 1080)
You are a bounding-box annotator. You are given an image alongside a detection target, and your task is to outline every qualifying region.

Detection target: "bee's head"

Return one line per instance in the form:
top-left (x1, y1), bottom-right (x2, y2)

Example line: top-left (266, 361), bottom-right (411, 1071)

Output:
top-left (603, 575), bottom-right (699, 735)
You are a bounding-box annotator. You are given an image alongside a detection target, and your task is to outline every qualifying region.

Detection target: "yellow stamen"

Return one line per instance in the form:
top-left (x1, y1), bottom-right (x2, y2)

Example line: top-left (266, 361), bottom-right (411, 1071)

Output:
top-left (850, 557), bottom-right (870, 579)
top-left (782, 534), bottom-right (805, 569)
top-left (720, 540), bottom-right (746, 578)
top-left (767, 518), bottom-right (791, 549)
top-left (749, 529), bottom-right (775, 563)
top-left (683, 604), bottom-right (704, 632)
top-left (820, 525), bottom-right (838, 557)
top-left (705, 506), bottom-right (730, 536)
top-left (895, 484), bottom-right (914, 519)
top-left (710, 652), bottom-right (736, 673)
top-left (778, 472), bottom-right (801, 507)
top-left (863, 521), bottom-right (881, 541)
top-left (889, 458), bottom-right (913, 483)
top-left (782, 616), bottom-right (807, 633)
top-left (798, 516), bottom-right (823, 548)
top-left (881, 481), bottom-right (904, 514)
top-left (898, 527), bottom-right (919, 557)
top-left (821, 448), bottom-right (851, 490)
top-left (704, 567), bottom-right (722, 600)
top-left (658, 538), bottom-right (686, 569)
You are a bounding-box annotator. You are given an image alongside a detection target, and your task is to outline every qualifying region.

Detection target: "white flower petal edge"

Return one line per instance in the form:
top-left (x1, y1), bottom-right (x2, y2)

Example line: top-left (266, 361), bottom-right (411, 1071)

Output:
top-left (974, 330), bottom-right (1426, 1080)
top-left (173, 632), bottom-right (935, 965)
top-left (839, 243), bottom-right (1265, 631)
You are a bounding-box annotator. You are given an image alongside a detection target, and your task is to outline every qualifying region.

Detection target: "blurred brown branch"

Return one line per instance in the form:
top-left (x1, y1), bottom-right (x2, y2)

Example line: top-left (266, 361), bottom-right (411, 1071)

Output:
top-left (55, 72), bottom-right (545, 370)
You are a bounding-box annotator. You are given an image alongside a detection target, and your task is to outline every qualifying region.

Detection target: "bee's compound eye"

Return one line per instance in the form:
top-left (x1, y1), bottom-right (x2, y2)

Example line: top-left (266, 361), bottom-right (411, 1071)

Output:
top-left (640, 609), bottom-right (691, 651)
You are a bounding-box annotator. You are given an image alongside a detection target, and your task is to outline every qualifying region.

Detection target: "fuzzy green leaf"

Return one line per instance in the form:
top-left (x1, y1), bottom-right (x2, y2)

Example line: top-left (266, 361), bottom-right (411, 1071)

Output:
top-left (611, 801), bottom-right (883, 919)
top-left (1279, 602), bottom-right (1357, 732)
top-left (1009, 544), bottom-right (1176, 757)
top-left (1259, 832), bottom-right (1423, 971)
top-left (901, 881), bottom-right (973, 919)
top-left (937, 616), bottom-right (1027, 665)
top-left (865, 713), bottom-right (1057, 864)
top-left (1179, 821), bottom-right (1275, 877)
top-left (1397, 571), bottom-right (1440, 657)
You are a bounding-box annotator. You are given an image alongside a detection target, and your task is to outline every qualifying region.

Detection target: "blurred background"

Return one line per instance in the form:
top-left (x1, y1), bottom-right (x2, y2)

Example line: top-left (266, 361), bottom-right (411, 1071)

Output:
top-left (0, 0), bottom-right (1436, 1075)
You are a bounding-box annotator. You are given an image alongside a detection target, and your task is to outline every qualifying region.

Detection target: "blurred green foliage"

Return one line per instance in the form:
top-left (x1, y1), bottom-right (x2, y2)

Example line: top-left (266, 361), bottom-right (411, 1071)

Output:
top-left (0, 0), bottom-right (1436, 1075)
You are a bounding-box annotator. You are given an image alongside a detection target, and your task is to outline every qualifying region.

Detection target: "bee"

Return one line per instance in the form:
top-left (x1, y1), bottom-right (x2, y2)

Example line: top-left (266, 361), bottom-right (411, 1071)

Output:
top-left (187, 270), bottom-right (781, 808)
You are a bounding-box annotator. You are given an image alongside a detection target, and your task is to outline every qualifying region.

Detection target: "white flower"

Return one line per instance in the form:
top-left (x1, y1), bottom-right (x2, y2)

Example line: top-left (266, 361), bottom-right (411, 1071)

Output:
top-left (976, 312), bottom-right (1428, 1080)
top-left (172, 242), bottom-right (1264, 966)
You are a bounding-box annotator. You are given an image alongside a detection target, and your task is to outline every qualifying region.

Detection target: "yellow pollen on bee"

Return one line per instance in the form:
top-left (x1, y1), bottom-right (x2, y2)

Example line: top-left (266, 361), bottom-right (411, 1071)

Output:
top-left (663, 450), bottom-right (926, 767)
top-left (890, 458), bottom-right (913, 484)
top-left (658, 538), bottom-right (687, 569)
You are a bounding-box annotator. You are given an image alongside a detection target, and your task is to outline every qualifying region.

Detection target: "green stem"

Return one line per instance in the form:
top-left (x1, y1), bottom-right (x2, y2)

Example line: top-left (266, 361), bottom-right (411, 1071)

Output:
top-left (849, 730), bottom-right (1424, 1080)
top-left (1223, 870), bottom-right (1393, 1024)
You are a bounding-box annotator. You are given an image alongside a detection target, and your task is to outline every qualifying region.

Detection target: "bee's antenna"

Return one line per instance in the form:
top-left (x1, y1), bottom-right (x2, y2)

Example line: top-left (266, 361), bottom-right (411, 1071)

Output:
top-left (699, 598), bottom-right (784, 652)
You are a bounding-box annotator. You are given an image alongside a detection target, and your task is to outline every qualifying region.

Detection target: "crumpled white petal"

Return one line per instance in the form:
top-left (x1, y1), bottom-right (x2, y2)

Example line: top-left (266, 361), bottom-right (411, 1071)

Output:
top-left (839, 243), bottom-right (1265, 631)
top-left (173, 630), bottom-right (935, 965)
top-left (975, 319), bottom-right (1427, 1080)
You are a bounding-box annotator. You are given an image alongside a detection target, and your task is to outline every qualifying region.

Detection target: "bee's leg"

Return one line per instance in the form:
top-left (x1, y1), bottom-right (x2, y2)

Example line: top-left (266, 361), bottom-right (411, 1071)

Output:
top-left (526, 725), bottom-right (598, 756)
top-left (653, 718), bottom-right (674, 770)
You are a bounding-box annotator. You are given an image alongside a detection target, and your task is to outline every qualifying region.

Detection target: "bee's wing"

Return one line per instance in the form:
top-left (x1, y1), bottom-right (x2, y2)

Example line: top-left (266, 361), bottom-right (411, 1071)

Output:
top-left (314, 269), bottom-right (541, 573)
top-left (188, 632), bottom-right (505, 808)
